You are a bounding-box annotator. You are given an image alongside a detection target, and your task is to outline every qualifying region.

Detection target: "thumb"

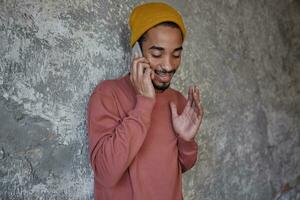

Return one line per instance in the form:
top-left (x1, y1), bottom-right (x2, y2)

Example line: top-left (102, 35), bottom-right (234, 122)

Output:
top-left (169, 101), bottom-right (178, 118)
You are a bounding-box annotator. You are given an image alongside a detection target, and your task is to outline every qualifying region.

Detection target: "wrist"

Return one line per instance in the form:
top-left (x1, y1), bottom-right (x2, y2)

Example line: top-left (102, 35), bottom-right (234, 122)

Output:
top-left (177, 134), bottom-right (195, 142)
top-left (139, 91), bottom-right (155, 100)
top-left (135, 95), bottom-right (156, 111)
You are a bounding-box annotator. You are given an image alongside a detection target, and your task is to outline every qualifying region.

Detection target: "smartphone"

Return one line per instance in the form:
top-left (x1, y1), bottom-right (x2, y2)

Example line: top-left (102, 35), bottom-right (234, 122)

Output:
top-left (131, 42), bottom-right (143, 60)
top-left (131, 42), bottom-right (149, 75)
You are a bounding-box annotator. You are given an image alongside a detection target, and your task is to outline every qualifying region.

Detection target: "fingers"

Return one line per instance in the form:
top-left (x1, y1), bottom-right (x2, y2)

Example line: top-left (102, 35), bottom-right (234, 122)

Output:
top-left (130, 56), bottom-right (155, 99)
top-left (169, 101), bottom-right (178, 119)
top-left (144, 67), bottom-right (152, 82)
top-left (150, 68), bottom-right (155, 80)
top-left (186, 86), bottom-right (193, 108)
top-left (192, 86), bottom-right (198, 109)
top-left (130, 57), bottom-right (150, 84)
top-left (187, 85), bottom-right (204, 119)
top-left (193, 86), bottom-right (204, 118)
top-left (187, 85), bottom-right (192, 102)
top-left (137, 61), bottom-right (146, 80)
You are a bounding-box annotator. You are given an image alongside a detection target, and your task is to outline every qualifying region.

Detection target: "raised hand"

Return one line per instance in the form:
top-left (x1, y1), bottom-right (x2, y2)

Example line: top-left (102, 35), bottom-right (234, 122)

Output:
top-left (130, 55), bottom-right (155, 99)
top-left (170, 86), bottom-right (204, 141)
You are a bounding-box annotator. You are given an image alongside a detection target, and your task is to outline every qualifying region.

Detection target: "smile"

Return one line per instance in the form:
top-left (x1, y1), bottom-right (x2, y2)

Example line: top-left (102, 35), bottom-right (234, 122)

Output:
top-left (154, 72), bottom-right (174, 82)
top-left (154, 69), bottom-right (176, 77)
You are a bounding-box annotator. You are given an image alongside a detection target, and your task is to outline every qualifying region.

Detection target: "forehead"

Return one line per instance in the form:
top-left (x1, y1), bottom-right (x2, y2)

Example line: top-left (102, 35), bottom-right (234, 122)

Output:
top-left (144, 25), bottom-right (183, 49)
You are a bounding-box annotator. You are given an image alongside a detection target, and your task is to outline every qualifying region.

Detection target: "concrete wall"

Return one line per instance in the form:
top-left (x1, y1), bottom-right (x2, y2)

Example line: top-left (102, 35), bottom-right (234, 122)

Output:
top-left (0, 0), bottom-right (299, 199)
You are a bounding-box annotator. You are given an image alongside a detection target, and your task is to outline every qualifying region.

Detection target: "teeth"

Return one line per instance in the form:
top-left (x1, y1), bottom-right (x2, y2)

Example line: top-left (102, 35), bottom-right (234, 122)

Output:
top-left (156, 72), bottom-right (167, 76)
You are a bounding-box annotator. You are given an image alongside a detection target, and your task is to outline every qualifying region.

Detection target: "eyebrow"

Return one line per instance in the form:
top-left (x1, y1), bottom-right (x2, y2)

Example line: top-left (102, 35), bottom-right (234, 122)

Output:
top-left (174, 47), bottom-right (183, 52)
top-left (149, 45), bottom-right (183, 52)
top-left (149, 46), bottom-right (164, 51)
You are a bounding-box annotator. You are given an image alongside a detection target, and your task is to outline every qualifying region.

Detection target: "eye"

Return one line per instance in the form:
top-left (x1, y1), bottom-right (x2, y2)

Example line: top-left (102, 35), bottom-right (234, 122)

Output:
top-left (173, 51), bottom-right (182, 58)
top-left (150, 49), bottom-right (162, 58)
top-left (151, 53), bottom-right (162, 58)
top-left (173, 53), bottom-right (181, 58)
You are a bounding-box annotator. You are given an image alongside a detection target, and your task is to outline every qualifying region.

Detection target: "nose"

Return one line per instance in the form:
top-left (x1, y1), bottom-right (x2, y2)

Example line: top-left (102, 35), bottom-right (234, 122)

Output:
top-left (162, 56), bottom-right (173, 71)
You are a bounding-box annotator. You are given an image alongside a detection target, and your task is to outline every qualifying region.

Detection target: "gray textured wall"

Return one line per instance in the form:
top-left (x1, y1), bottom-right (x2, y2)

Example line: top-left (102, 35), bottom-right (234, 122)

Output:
top-left (0, 0), bottom-right (299, 199)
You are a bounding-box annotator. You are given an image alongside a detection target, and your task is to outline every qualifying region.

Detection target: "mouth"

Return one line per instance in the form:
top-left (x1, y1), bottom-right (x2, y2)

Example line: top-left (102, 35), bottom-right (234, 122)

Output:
top-left (154, 70), bottom-right (175, 82)
top-left (154, 73), bottom-right (171, 82)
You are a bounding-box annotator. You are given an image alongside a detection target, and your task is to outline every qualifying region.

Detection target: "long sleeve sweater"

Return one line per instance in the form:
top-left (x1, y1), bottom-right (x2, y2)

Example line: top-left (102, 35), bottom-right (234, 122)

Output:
top-left (87, 74), bottom-right (198, 200)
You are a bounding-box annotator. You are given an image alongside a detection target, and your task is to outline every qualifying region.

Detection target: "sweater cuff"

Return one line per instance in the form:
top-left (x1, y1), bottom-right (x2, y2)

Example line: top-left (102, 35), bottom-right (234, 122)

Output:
top-left (177, 137), bottom-right (198, 153)
top-left (134, 95), bottom-right (155, 124)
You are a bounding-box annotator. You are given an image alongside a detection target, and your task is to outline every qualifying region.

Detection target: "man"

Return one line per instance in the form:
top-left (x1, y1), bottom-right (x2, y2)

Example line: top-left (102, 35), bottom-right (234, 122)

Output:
top-left (87, 2), bottom-right (204, 200)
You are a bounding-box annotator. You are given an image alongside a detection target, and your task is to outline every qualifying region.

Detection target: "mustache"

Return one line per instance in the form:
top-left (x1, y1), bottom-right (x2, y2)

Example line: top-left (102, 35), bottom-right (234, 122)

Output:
top-left (154, 69), bottom-right (176, 76)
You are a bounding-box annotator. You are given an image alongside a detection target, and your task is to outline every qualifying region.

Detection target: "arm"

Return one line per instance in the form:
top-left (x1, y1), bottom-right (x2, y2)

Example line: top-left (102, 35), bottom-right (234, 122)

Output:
top-left (177, 136), bottom-right (198, 173)
top-left (88, 86), bottom-right (155, 187)
top-left (176, 94), bottom-right (199, 173)
top-left (88, 54), bottom-right (155, 187)
top-left (170, 86), bottom-right (204, 172)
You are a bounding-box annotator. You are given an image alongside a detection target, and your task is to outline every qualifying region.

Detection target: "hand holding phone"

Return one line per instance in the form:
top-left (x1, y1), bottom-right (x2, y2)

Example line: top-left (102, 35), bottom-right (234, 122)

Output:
top-left (130, 42), bottom-right (155, 99)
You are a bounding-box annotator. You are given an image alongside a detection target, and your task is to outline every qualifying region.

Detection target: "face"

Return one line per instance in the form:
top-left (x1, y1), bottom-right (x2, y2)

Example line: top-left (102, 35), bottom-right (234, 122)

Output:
top-left (141, 25), bottom-right (183, 92)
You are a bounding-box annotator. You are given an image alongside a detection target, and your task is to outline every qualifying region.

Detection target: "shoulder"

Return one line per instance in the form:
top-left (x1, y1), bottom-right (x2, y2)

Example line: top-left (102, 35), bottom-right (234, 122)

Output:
top-left (93, 79), bottom-right (118, 95)
top-left (89, 75), bottom-right (131, 105)
top-left (92, 75), bottom-right (130, 96)
top-left (88, 79), bottom-right (120, 108)
top-left (88, 79), bottom-right (120, 112)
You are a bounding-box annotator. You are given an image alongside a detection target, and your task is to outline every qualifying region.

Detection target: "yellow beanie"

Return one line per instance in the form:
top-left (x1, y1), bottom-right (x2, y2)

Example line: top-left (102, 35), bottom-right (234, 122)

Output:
top-left (129, 2), bottom-right (186, 47)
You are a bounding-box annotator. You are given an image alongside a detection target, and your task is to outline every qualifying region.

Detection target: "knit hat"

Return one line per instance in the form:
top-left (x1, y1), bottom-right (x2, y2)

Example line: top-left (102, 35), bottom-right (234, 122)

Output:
top-left (129, 2), bottom-right (186, 47)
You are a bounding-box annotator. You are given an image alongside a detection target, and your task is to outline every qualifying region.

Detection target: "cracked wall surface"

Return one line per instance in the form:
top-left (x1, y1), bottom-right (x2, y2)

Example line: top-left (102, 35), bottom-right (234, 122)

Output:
top-left (0, 0), bottom-right (299, 199)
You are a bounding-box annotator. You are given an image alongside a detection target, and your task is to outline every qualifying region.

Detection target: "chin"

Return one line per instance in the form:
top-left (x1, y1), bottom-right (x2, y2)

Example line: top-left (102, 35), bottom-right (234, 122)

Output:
top-left (152, 81), bottom-right (170, 91)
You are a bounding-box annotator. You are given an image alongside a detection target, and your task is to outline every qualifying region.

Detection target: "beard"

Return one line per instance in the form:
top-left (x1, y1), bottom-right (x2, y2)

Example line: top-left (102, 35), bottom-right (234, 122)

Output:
top-left (152, 80), bottom-right (170, 91)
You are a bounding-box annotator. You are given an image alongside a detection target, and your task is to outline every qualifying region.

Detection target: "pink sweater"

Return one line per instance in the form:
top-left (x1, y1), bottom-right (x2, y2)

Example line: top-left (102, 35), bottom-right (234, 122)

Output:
top-left (87, 74), bottom-right (198, 200)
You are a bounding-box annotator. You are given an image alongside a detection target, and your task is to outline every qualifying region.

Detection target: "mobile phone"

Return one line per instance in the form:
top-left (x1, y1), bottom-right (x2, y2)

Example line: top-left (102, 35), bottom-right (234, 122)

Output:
top-left (131, 42), bottom-right (143, 60)
top-left (131, 42), bottom-right (149, 75)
